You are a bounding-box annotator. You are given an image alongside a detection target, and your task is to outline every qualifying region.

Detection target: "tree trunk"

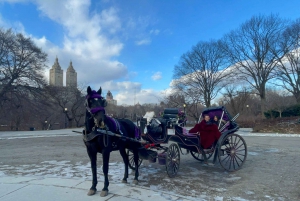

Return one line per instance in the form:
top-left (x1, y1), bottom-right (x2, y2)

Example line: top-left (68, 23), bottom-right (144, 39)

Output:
top-left (260, 97), bottom-right (266, 118)
top-left (295, 93), bottom-right (300, 104)
top-left (260, 84), bottom-right (266, 118)
top-left (279, 111), bottom-right (282, 118)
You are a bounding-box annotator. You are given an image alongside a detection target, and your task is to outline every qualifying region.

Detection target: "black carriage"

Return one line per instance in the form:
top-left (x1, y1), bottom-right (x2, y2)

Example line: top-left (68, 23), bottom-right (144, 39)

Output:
top-left (128, 106), bottom-right (247, 177)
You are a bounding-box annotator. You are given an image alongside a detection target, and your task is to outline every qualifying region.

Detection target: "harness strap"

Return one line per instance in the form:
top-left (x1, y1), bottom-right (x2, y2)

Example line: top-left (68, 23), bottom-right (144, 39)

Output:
top-left (110, 117), bottom-right (123, 135)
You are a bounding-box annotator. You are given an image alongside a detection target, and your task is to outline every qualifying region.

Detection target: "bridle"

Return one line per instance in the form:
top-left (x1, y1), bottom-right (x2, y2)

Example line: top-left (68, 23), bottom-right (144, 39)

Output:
top-left (85, 92), bottom-right (107, 129)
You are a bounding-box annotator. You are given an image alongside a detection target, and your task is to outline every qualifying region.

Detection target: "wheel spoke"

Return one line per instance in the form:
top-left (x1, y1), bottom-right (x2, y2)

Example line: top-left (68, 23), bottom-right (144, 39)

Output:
top-left (235, 154), bottom-right (244, 163)
top-left (234, 135), bottom-right (237, 146)
top-left (233, 155), bottom-right (240, 167)
top-left (235, 143), bottom-right (244, 150)
top-left (228, 156), bottom-right (233, 170)
top-left (234, 138), bottom-right (241, 148)
top-left (221, 154), bottom-right (230, 163)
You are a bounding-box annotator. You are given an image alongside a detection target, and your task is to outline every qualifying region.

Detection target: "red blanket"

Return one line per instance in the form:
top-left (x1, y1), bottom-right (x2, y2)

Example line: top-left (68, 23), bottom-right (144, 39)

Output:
top-left (189, 120), bottom-right (221, 149)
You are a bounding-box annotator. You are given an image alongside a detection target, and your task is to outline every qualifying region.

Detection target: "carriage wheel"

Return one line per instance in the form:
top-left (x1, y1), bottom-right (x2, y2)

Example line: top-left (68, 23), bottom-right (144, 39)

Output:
top-left (126, 149), bottom-right (143, 170)
top-left (218, 133), bottom-right (247, 172)
top-left (190, 149), bottom-right (213, 162)
top-left (166, 143), bottom-right (180, 178)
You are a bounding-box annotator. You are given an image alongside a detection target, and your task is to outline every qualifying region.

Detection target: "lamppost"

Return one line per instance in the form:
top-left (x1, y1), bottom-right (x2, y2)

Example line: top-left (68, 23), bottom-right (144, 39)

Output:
top-left (44, 120), bottom-right (47, 130)
top-left (246, 105), bottom-right (249, 114)
top-left (64, 108), bottom-right (68, 128)
top-left (183, 103), bottom-right (186, 126)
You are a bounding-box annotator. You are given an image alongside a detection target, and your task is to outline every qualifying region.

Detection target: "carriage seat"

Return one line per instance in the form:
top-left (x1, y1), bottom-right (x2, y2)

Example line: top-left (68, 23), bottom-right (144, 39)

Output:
top-left (146, 118), bottom-right (167, 140)
top-left (175, 125), bottom-right (198, 137)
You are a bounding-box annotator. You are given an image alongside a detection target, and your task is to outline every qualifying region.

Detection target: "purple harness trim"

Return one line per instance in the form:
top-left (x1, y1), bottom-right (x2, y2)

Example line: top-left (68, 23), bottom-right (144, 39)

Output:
top-left (90, 107), bottom-right (105, 114)
top-left (106, 115), bottom-right (119, 132)
top-left (134, 125), bottom-right (140, 140)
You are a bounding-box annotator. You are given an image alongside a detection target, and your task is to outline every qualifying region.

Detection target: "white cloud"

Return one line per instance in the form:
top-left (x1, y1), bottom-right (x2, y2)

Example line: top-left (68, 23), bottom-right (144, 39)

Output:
top-left (150, 29), bottom-right (160, 35)
top-left (135, 39), bottom-right (151, 46)
top-left (87, 81), bottom-right (164, 105)
top-left (151, 71), bottom-right (162, 81)
top-left (115, 88), bottom-right (163, 105)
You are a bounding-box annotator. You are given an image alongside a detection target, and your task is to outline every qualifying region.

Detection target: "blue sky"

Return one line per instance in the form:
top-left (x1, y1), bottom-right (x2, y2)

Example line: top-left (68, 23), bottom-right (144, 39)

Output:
top-left (1, 0), bottom-right (300, 105)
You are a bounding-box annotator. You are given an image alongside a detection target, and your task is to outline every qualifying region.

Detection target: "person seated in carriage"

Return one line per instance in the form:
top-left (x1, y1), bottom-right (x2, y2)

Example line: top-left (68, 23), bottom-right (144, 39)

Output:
top-left (188, 114), bottom-right (221, 149)
top-left (212, 115), bottom-right (227, 129)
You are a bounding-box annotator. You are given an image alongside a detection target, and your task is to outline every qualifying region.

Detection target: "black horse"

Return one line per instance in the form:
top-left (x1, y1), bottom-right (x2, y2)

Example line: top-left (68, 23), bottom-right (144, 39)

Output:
top-left (83, 86), bottom-right (140, 197)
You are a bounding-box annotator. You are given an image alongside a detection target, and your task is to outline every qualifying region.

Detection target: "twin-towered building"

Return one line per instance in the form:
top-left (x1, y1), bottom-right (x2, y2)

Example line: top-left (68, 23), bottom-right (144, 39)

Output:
top-left (49, 57), bottom-right (77, 87)
top-left (49, 57), bottom-right (117, 105)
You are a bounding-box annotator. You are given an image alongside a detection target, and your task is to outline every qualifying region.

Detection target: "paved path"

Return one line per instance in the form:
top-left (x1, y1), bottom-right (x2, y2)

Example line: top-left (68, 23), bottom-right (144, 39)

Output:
top-left (0, 176), bottom-right (191, 201)
top-left (1, 128), bottom-right (300, 200)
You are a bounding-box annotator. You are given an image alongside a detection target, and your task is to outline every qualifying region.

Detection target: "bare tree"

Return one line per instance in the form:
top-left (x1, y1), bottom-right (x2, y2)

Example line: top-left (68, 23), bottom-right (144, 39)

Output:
top-left (222, 14), bottom-right (289, 117)
top-left (173, 40), bottom-right (230, 108)
top-left (265, 89), bottom-right (295, 118)
top-left (45, 86), bottom-right (85, 128)
top-left (0, 28), bottom-right (47, 107)
top-left (274, 18), bottom-right (300, 103)
top-left (221, 85), bottom-right (251, 115)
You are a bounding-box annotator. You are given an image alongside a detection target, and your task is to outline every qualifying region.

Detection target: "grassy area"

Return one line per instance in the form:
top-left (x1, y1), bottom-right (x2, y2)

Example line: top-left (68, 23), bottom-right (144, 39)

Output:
top-left (237, 117), bottom-right (300, 134)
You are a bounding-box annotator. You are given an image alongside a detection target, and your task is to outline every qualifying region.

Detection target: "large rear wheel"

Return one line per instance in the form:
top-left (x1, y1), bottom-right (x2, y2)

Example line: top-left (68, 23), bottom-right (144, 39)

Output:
top-left (166, 143), bottom-right (180, 178)
top-left (218, 133), bottom-right (247, 171)
top-left (126, 149), bottom-right (143, 170)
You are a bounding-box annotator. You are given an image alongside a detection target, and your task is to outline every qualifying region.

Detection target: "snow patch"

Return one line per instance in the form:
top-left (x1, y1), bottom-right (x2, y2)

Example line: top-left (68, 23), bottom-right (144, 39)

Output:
top-left (248, 152), bottom-right (259, 156)
top-left (265, 148), bottom-right (279, 153)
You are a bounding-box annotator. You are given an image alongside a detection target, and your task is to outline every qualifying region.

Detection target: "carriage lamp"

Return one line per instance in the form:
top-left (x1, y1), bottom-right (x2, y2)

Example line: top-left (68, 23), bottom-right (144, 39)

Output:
top-left (64, 108), bottom-right (68, 112)
top-left (183, 104), bottom-right (186, 113)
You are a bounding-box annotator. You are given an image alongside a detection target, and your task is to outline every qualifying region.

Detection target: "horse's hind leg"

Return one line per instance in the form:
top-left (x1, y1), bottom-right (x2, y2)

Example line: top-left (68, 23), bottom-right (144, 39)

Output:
top-left (132, 147), bottom-right (139, 185)
top-left (119, 146), bottom-right (129, 183)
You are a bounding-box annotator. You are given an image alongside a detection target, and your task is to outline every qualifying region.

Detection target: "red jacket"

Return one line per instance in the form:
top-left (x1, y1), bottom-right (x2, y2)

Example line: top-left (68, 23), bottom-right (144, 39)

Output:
top-left (189, 120), bottom-right (221, 149)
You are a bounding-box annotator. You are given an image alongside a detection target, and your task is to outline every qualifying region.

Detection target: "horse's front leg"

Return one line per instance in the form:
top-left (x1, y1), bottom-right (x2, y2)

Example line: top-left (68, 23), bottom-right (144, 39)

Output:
top-left (101, 146), bottom-right (110, 197)
top-left (119, 146), bottom-right (129, 183)
top-left (85, 143), bottom-right (97, 196)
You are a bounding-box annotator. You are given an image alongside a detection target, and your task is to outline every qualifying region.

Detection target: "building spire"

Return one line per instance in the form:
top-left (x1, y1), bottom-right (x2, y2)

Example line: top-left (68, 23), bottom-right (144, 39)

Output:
top-left (52, 56), bottom-right (62, 70)
top-left (67, 60), bottom-right (75, 72)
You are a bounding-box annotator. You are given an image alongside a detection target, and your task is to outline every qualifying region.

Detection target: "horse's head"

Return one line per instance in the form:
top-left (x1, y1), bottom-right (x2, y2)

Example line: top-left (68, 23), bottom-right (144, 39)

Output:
top-left (86, 86), bottom-right (108, 128)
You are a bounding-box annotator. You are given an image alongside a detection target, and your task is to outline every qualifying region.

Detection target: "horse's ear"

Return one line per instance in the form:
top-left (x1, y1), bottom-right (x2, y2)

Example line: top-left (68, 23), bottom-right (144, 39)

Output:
top-left (97, 87), bottom-right (102, 95)
top-left (87, 86), bottom-right (92, 94)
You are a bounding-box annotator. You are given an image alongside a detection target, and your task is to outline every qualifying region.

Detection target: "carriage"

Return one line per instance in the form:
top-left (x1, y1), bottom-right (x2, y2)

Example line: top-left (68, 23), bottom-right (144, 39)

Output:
top-left (127, 106), bottom-right (248, 177)
top-left (83, 87), bottom-right (248, 196)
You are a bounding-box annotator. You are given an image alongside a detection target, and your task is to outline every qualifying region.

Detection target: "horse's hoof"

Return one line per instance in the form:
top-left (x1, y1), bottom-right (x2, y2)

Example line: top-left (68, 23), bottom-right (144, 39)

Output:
top-left (87, 189), bottom-right (96, 196)
top-left (132, 179), bottom-right (138, 185)
top-left (100, 190), bottom-right (108, 197)
top-left (122, 179), bottom-right (127, 183)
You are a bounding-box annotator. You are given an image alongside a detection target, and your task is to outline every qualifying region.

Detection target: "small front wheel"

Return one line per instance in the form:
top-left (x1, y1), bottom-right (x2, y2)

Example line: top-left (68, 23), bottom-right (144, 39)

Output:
top-left (126, 149), bottom-right (143, 170)
top-left (166, 143), bottom-right (180, 178)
